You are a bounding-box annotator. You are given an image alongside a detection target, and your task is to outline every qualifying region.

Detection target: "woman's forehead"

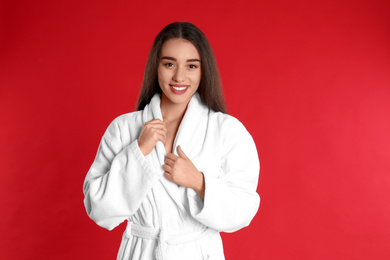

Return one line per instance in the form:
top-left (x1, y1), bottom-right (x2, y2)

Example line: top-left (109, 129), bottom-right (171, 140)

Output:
top-left (160, 38), bottom-right (200, 60)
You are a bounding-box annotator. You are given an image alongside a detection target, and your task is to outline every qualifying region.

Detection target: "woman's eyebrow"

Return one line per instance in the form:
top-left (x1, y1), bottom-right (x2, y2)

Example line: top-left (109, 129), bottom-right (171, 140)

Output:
top-left (161, 56), bottom-right (176, 61)
top-left (161, 56), bottom-right (200, 62)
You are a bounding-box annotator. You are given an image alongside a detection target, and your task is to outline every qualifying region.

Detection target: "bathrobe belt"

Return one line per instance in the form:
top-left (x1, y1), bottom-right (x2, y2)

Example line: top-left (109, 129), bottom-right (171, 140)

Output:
top-left (125, 221), bottom-right (212, 260)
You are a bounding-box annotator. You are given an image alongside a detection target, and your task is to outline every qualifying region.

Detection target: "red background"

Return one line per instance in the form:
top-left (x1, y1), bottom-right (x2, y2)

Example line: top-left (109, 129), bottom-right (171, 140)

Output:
top-left (1, 0), bottom-right (390, 259)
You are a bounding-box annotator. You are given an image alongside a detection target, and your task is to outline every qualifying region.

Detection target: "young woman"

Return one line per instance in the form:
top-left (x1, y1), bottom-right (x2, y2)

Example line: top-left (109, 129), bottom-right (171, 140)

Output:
top-left (83, 22), bottom-right (260, 260)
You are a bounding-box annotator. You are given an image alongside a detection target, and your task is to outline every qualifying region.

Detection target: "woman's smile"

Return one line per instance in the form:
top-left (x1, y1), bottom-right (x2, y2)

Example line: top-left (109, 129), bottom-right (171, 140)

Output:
top-left (170, 84), bottom-right (189, 94)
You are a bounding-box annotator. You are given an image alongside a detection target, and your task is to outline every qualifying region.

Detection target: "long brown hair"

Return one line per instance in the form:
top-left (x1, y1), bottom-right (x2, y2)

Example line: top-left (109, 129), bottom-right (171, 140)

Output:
top-left (136, 22), bottom-right (227, 113)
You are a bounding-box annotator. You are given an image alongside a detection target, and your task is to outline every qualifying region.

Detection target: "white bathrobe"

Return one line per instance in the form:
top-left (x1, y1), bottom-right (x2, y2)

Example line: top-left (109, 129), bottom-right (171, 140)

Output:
top-left (83, 93), bottom-right (260, 260)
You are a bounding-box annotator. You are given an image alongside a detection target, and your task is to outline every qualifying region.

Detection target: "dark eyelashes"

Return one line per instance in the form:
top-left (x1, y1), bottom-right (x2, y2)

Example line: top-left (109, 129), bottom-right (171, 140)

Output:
top-left (162, 62), bottom-right (199, 69)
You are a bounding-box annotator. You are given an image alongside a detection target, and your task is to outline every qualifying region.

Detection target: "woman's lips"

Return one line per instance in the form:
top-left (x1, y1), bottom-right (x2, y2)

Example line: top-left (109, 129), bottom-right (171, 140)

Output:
top-left (170, 84), bottom-right (189, 94)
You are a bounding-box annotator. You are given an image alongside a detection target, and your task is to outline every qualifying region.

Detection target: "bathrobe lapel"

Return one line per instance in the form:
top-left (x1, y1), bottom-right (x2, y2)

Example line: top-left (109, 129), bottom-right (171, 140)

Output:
top-left (143, 94), bottom-right (166, 166)
top-left (172, 93), bottom-right (208, 156)
top-left (142, 93), bottom-right (208, 211)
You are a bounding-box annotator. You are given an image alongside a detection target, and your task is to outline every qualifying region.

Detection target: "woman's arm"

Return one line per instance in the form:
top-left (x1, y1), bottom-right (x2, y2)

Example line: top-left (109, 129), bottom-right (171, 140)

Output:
top-left (187, 118), bottom-right (260, 232)
top-left (83, 118), bottom-right (162, 230)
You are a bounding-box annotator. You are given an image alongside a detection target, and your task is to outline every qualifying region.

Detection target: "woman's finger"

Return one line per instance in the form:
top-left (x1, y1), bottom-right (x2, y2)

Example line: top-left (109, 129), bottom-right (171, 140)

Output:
top-left (155, 132), bottom-right (167, 144)
top-left (162, 164), bottom-right (171, 172)
top-left (146, 120), bottom-right (167, 132)
top-left (166, 153), bottom-right (179, 161)
top-left (164, 157), bottom-right (175, 166)
top-left (146, 128), bottom-right (166, 144)
top-left (177, 145), bottom-right (188, 159)
top-left (152, 128), bottom-right (166, 138)
top-left (163, 171), bottom-right (172, 181)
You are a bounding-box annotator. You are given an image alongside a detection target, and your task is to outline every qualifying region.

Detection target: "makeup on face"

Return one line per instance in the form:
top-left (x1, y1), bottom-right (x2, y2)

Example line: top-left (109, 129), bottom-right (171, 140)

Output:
top-left (157, 38), bottom-right (201, 106)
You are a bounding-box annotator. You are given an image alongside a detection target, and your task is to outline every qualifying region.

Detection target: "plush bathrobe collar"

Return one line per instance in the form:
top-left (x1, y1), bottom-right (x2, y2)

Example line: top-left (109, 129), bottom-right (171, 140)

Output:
top-left (141, 92), bottom-right (209, 210)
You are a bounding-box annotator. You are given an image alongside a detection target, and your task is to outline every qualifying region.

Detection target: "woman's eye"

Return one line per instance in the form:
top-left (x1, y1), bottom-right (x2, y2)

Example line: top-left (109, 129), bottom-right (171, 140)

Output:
top-left (164, 63), bottom-right (174, 67)
top-left (188, 64), bottom-right (198, 69)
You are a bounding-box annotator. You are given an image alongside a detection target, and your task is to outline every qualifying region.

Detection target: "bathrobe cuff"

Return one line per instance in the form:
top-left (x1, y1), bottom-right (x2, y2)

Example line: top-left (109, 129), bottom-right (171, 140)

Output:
top-left (187, 172), bottom-right (219, 222)
top-left (187, 168), bottom-right (259, 232)
top-left (129, 140), bottom-right (162, 179)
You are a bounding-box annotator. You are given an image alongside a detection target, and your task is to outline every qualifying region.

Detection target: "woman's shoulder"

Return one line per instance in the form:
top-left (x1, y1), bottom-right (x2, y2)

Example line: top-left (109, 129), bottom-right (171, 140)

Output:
top-left (208, 111), bottom-right (258, 156)
top-left (102, 111), bottom-right (144, 139)
top-left (110, 110), bottom-right (143, 126)
top-left (209, 111), bottom-right (247, 133)
top-left (206, 111), bottom-right (256, 146)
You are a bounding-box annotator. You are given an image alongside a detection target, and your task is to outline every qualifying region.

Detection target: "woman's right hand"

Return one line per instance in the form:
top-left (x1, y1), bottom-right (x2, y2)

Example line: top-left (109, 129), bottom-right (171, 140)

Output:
top-left (138, 119), bottom-right (167, 156)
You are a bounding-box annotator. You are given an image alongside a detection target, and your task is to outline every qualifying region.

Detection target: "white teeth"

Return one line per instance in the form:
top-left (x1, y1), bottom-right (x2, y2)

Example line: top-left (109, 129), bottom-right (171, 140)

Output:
top-left (172, 86), bottom-right (187, 91)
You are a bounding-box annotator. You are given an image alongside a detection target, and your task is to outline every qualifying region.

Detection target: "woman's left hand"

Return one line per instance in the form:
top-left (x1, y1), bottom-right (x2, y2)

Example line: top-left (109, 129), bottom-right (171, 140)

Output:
top-left (163, 146), bottom-right (205, 200)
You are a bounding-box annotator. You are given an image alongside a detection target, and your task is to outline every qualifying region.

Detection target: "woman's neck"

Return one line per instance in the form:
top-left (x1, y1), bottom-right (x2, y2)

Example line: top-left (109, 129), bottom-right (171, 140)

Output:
top-left (160, 94), bottom-right (189, 122)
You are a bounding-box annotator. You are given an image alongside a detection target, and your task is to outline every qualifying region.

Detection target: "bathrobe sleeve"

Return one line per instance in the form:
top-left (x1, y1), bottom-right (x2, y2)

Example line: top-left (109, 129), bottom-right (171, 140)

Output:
top-left (83, 118), bottom-right (162, 230)
top-left (188, 117), bottom-right (260, 233)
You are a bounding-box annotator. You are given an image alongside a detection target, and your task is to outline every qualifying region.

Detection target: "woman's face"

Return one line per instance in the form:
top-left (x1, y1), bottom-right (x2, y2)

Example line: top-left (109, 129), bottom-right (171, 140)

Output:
top-left (157, 38), bottom-right (201, 106)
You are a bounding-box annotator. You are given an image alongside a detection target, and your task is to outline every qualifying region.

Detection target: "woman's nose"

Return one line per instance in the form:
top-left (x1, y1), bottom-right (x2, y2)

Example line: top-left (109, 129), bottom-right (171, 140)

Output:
top-left (172, 67), bottom-right (185, 83)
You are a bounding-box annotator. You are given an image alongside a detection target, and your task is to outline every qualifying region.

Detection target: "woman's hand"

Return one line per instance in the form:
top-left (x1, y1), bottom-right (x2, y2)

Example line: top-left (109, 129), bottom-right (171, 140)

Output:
top-left (138, 119), bottom-right (167, 156)
top-left (163, 146), bottom-right (205, 200)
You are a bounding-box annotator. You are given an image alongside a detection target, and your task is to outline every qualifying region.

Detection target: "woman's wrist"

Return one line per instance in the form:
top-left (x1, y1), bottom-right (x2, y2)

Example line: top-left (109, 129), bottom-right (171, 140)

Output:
top-left (192, 171), bottom-right (205, 200)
